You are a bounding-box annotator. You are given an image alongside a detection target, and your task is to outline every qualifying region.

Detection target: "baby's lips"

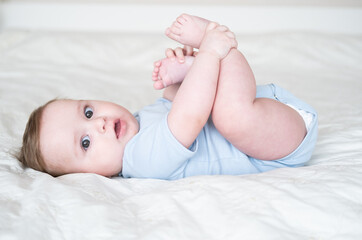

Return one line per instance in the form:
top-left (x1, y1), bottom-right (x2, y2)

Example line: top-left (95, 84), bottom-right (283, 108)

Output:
top-left (114, 119), bottom-right (121, 139)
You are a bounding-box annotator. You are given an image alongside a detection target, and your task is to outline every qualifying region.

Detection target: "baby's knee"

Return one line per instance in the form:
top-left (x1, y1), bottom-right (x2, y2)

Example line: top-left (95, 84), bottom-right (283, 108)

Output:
top-left (212, 111), bottom-right (236, 136)
top-left (212, 110), bottom-right (252, 139)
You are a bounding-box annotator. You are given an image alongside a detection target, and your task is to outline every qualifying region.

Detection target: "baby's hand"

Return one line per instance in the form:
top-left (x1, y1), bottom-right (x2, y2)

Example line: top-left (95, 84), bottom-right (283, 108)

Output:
top-left (165, 45), bottom-right (196, 63)
top-left (199, 23), bottom-right (238, 59)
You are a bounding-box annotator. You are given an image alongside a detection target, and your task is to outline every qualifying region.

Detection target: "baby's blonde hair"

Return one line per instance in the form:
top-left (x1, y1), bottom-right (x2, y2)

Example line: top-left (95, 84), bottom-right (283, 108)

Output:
top-left (18, 99), bottom-right (57, 176)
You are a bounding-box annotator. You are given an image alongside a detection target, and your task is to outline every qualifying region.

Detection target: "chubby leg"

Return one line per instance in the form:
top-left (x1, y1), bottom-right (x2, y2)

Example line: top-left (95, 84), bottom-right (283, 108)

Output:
top-left (212, 49), bottom-right (307, 160)
top-left (166, 14), bottom-right (306, 160)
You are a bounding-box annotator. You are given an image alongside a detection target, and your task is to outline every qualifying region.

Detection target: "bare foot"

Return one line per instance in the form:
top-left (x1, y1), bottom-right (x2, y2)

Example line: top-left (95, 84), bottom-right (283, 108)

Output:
top-left (165, 14), bottom-right (214, 48)
top-left (152, 56), bottom-right (194, 90)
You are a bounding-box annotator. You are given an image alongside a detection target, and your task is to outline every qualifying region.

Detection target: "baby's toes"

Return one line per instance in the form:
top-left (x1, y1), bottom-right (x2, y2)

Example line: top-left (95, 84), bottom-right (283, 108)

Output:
top-left (173, 21), bottom-right (183, 29)
top-left (152, 74), bottom-right (158, 81)
top-left (153, 66), bottom-right (160, 73)
top-left (154, 60), bottom-right (161, 67)
top-left (165, 28), bottom-right (181, 42)
top-left (177, 14), bottom-right (188, 24)
top-left (170, 24), bottom-right (182, 35)
top-left (152, 67), bottom-right (160, 81)
top-left (153, 80), bottom-right (165, 90)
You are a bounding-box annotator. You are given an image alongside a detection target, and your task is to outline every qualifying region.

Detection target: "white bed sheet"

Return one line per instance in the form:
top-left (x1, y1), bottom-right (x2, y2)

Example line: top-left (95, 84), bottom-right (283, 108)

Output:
top-left (0, 30), bottom-right (362, 239)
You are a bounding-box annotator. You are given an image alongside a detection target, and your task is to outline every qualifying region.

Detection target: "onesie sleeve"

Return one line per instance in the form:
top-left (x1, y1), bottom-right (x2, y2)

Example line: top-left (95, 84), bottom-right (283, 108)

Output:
top-left (122, 113), bottom-right (198, 180)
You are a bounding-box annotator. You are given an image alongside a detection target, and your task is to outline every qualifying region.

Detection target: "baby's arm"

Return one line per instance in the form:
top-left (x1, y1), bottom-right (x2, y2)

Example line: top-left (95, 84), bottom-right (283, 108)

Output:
top-left (167, 24), bottom-right (237, 148)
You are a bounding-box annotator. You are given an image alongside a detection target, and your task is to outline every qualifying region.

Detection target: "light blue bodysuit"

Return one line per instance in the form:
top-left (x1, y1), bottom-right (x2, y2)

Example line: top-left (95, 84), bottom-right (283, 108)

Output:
top-left (121, 84), bottom-right (318, 180)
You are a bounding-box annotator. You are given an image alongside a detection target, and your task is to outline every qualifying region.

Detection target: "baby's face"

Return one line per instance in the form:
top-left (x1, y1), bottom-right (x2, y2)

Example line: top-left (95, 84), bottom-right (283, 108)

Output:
top-left (39, 99), bottom-right (139, 176)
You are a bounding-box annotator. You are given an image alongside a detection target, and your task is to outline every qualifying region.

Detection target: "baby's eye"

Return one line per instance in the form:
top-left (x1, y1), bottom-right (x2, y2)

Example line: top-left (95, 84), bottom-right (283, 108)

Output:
top-left (84, 106), bottom-right (93, 119)
top-left (81, 135), bottom-right (91, 150)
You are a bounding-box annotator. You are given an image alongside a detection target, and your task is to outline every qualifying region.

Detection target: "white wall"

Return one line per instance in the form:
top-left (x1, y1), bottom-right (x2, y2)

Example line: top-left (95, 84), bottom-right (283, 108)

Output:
top-left (3, 0), bottom-right (362, 7)
top-left (1, 1), bottom-right (362, 34)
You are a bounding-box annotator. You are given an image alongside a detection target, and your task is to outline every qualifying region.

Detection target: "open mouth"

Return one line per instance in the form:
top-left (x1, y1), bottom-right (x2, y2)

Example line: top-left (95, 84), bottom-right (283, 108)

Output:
top-left (114, 119), bottom-right (121, 139)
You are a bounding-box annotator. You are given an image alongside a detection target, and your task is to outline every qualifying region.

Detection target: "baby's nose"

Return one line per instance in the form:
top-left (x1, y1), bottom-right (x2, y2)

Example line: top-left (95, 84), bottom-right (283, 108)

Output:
top-left (94, 117), bottom-right (107, 133)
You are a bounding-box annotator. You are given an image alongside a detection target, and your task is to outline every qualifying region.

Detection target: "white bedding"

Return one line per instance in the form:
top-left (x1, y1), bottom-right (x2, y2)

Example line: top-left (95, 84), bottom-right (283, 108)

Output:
top-left (1, 28), bottom-right (362, 239)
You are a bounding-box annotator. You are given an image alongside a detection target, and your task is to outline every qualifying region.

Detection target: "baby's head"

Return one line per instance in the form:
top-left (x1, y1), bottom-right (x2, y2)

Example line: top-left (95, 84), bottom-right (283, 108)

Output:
top-left (18, 99), bottom-right (139, 177)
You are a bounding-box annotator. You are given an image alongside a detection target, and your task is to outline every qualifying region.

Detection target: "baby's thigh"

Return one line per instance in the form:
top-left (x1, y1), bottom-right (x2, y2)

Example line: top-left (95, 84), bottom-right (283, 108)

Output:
top-left (211, 84), bottom-right (315, 160)
top-left (211, 84), bottom-right (275, 138)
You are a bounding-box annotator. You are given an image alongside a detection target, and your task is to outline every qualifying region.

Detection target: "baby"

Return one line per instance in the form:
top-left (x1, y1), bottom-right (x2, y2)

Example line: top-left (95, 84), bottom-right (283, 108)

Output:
top-left (18, 14), bottom-right (318, 179)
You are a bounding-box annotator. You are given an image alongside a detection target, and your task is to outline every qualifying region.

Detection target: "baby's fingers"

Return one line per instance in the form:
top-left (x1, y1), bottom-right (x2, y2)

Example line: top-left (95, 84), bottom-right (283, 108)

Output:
top-left (226, 30), bottom-right (237, 48)
top-left (165, 48), bottom-right (176, 60)
top-left (225, 30), bottom-right (235, 39)
top-left (183, 45), bottom-right (194, 56)
top-left (230, 37), bottom-right (238, 49)
top-left (216, 25), bottom-right (229, 32)
top-left (174, 47), bottom-right (185, 63)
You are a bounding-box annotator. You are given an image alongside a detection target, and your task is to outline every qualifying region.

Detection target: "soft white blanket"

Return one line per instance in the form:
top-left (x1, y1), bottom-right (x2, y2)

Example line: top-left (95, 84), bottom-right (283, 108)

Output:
top-left (0, 30), bottom-right (362, 239)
